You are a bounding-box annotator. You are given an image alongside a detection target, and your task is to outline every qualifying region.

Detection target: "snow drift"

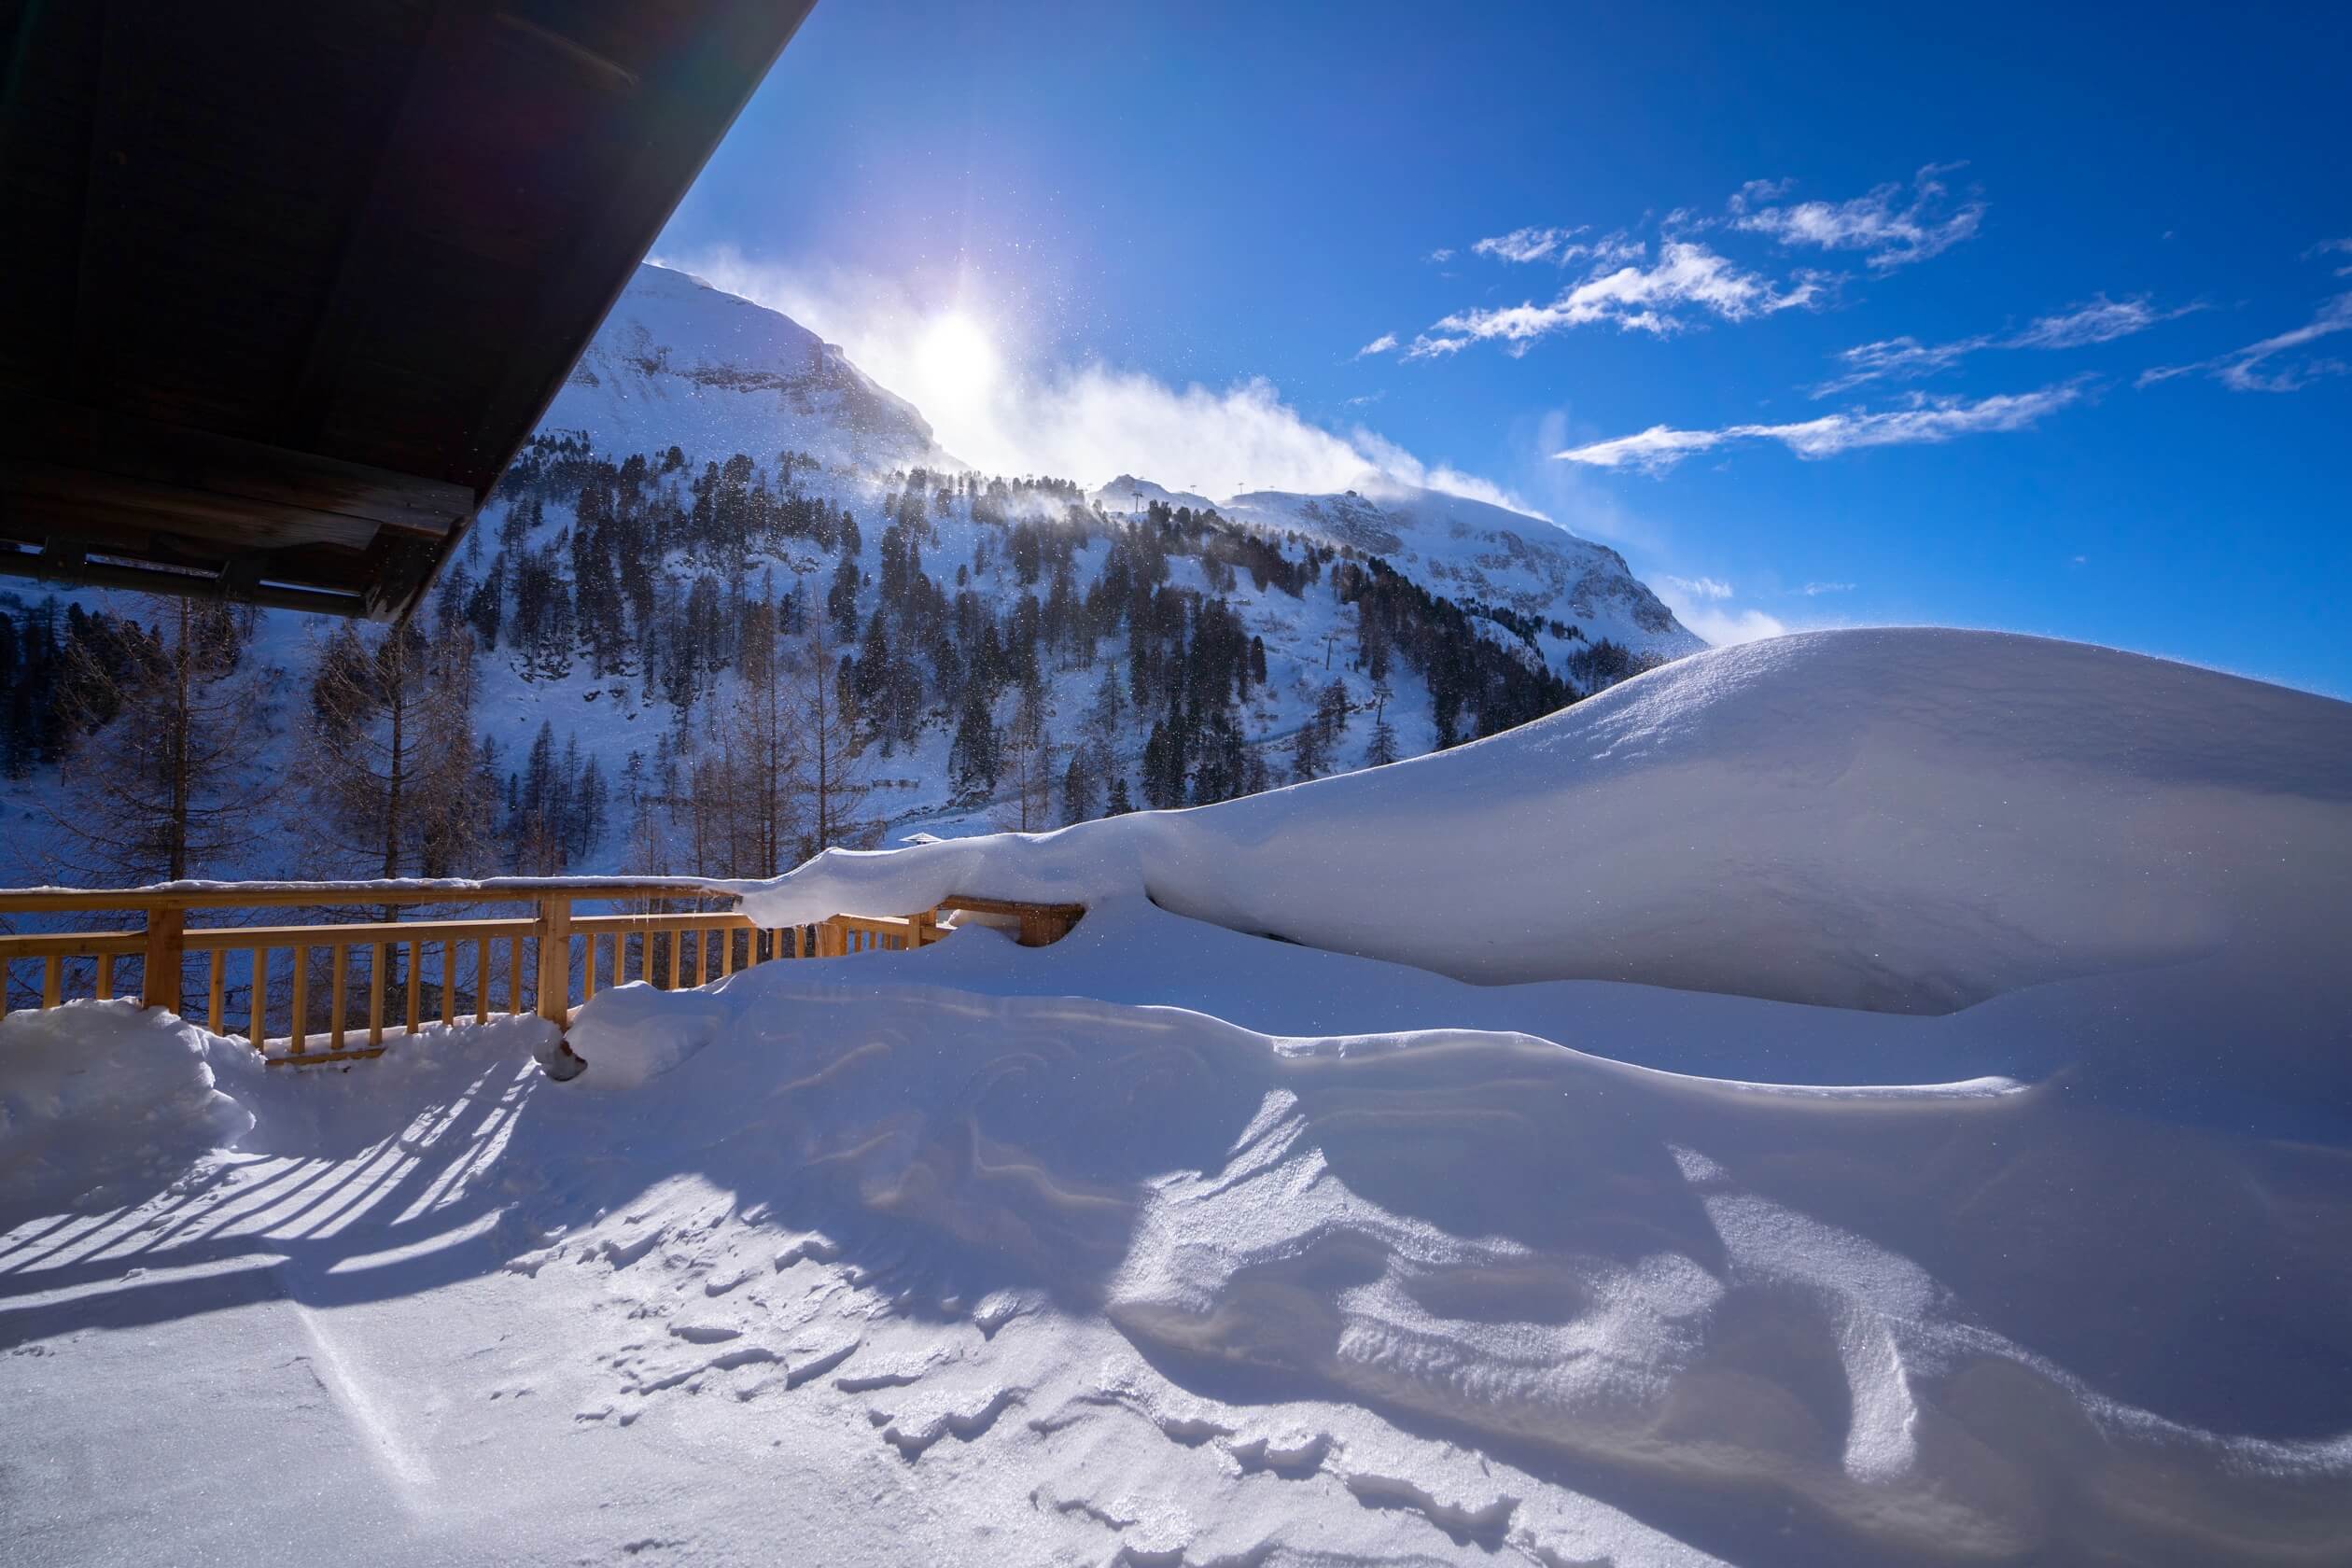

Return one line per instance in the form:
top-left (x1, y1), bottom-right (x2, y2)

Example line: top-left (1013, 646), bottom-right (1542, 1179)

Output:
top-left (7, 626), bottom-right (2350, 1566)
top-left (0, 1001), bottom-right (257, 1222)
top-left (734, 626), bottom-right (2352, 1029)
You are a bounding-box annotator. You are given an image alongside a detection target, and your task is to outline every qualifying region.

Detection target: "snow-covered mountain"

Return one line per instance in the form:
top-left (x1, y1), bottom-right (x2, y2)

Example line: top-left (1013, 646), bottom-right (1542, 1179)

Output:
top-left (543, 264), bottom-right (945, 471)
top-left (549, 264), bottom-right (1695, 664)
top-left (1, 263), bottom-right (1706, 877)
top-left (465, 263), bottom-right (1705, 843)
top-left (1095, 477), bottom-right (1699, 659)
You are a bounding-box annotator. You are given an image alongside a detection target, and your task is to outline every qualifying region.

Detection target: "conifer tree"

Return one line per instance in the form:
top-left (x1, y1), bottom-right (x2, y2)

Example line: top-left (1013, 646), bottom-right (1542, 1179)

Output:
top-left (1060, 749), bottom-right (1096, 825)
top-left (299, 620), bottom-right (492, 888)
top-left (999, 684), bottom-right (1056, 831)
top-left (794, 623), bottom-right (873, 858)
top-left (46, 595), bottom-right (271, 885)
top-left (1365, 679), bottom-right (1401, 767)
top-left (948, 685), bottom-right (999, 801)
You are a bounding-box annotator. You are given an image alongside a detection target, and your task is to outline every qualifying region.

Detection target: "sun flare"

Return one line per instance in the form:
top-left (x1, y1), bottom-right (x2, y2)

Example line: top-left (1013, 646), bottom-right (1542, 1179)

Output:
top-left (915, 311), bottom-right (1000, 401)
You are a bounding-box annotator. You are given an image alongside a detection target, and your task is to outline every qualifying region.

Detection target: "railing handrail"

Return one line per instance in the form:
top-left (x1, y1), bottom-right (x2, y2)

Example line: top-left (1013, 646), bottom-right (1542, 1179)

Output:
top-left (0, 877), bottom-right (738, 914)
top-left (0, 880), bottom-right (1083, 1071)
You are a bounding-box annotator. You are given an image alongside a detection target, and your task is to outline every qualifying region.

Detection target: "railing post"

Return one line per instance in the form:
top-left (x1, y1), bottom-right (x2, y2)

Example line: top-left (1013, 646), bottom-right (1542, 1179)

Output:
top-left (535, 893), bottom-right (587, 1082)
top-left (142, 905), bottom-right (184, 1013)
top-left (535, 894), bottom-right (572, 1027)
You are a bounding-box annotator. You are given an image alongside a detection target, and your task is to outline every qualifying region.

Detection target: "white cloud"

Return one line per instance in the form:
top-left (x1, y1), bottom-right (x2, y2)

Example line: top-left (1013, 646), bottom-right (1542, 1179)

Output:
top-left (1557, 382), bottom-right (2089, 473)
top-left (1356, 332), bottom-right (1399, 357)
top-left (1554, 425), bottom-right (1732, 471)
top-left (1472, 225), bottom-right (1586, 263)
top-left (1420, 241), bottom-right (1823, 355)
top-left (1427, 246), bottom-right (1456, 263)
top-left (1653, 577), bottom-right (1788, 645)
top-left (1466, 225), bottom-right (1646, 270)
top-left (1812, 334), bottom-right (1990, 397)
top-left (1813, 294), bottom-right (2197, 395)
top-left (1661, 574), bottom-right (1734, 600)
top-left (2008, 294), bottom-right (2201, 349)
top-left (1799, 581), bottom-right (1856, 595)
top-left (1726, 177), bottom-right (1796, 213)
top-left (657, 245), bottom-right (1546, 513)
top-left (1587, 231), bottom-right (1648, 268)
top-left (2306, 237), bottom-right (2352, 277)
top-left (1681, 605), bottom-right (1791, 645)
top-left (2139, 293), bottom-right (2352, 393)
top-left (1732, 164), bottom-right (1985, 270)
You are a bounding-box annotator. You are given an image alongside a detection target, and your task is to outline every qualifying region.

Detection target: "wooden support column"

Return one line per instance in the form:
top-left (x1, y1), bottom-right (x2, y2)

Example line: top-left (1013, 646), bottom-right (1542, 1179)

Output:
top-left (536, 893), bottom-right (587, 1082)
top-left (534, 894), bottom-right (571, 1026)
top-left (141, 906), bottom-right (184, 1012)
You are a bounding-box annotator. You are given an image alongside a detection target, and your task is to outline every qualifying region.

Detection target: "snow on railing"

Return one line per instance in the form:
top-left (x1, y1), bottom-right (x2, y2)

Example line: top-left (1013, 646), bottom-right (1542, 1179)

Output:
top-left (0, 881), bottom-right (1069, 1069)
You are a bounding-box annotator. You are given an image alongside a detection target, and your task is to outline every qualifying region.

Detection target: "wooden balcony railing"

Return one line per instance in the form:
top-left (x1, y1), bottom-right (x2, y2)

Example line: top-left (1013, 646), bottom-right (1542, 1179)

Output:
top-left (0, 880), bottom-right (1083, 1069)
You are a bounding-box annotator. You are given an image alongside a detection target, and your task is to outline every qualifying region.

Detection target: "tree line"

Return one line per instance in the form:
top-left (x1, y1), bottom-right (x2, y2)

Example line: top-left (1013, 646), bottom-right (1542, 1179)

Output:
top-left (0, 441), bottom-right (1636, 887)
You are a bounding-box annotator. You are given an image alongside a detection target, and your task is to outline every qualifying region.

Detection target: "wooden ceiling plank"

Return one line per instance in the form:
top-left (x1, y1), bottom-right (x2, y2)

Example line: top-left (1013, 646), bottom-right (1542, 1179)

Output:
top-left (1, 393), bottom-right (469, 536)
top-left (281, 0), bottom-right (462, 450)
top-left (66, 0), bottom-right (131, 408)
top-left (491, 9), bottom-right (643, 94)
top-left (467, 1), bottom-right (818, 499)
top-left (5, 462), bottom-right (385, 553)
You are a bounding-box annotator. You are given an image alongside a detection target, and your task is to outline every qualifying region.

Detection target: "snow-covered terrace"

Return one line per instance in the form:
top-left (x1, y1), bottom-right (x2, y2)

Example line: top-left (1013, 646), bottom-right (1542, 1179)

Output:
top-left (4, 629), bottom-right (2350, 1566)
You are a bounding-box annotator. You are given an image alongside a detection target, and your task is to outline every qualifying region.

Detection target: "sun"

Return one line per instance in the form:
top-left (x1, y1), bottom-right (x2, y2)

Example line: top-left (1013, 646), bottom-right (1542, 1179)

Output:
top-left (915, 312), bottom-right (1000, 401)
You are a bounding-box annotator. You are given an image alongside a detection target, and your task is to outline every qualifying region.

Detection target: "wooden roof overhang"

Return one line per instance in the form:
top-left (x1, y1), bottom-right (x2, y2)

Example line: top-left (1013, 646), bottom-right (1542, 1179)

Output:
top-left (0, 0), bottom-right (815, 619)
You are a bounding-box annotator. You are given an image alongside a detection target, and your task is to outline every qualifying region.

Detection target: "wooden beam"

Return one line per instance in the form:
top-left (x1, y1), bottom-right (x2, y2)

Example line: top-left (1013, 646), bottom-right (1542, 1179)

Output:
top-left (266, 1045), bottom-right (385, 1067)
top-left (534, 894), bottom-right (571, 1026)
top-left (0, 543), bottom-right (373, 617)
top-left (938, 895), bottom-right (1088, 920)
top-left (3, 393), bottom-right (473, 536)
top-left (0, 879), bottom-right (732, 914)
top-left (140, 904), bottom-right (183, 1011)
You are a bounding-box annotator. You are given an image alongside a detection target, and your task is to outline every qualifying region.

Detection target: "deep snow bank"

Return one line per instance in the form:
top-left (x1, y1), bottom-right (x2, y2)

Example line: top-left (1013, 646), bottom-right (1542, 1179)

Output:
top-left (0, 1001), bottom-right (257, 1220)
top-left (735, 629), bottom-right (2352, 1018)
top-left (561, 959), bottom-right (2352, 1562)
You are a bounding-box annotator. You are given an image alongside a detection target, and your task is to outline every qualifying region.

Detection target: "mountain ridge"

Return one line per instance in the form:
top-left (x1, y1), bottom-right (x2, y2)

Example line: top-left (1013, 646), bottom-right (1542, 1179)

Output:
top-left (0, 262), bottom-right (1709, 881)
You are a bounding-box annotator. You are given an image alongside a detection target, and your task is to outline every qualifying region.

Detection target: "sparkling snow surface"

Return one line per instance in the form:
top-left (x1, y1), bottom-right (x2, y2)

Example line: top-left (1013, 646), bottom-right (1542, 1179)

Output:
top-left (6, 629), bottom-right (2350, 1567)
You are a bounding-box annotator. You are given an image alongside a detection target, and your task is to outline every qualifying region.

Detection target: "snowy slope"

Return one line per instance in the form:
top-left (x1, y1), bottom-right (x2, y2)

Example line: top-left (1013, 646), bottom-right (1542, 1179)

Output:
top-left (544, 264), bottom-right (1695, 665)
top-left (442, 265), bottom-right (1705, 849)
top-left (1090, 476), bottom-right (1702, 662)
top-left (733, 630), bottom-right (2347, 1002)
top-left (733, 627), bottom-right (2352, 1115)
top-left (6, 626), bottom-right (2348, 1566)
top-left (1091, 473), bottom-right (1220, 515)
top-left (540, 263), bottom-right (946, 470)
top-left (1225, 484), bottom-right (1700, 659)
top-left (6, 264), bottom-right (1699, 875)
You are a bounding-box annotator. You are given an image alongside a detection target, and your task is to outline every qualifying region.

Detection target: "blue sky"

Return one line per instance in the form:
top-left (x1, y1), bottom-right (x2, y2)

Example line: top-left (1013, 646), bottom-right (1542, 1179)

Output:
top-left (655, 0), bottom-right (2352, 693)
